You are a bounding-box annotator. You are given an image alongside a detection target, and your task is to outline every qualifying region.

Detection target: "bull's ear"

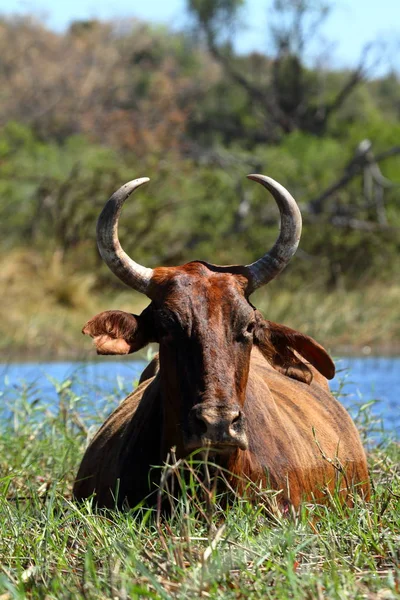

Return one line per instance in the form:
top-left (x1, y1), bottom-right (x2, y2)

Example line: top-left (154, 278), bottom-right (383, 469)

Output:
top-left (82, 309), bottom-right (154, 355)
top-left (254, 312), bottom-right (335, 384)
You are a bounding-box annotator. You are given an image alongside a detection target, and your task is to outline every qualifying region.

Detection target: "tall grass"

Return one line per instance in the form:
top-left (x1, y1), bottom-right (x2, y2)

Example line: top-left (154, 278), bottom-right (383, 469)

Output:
top-left (254, 280), bottom-right (400, 355)
top-left (0, 375), bottom-right (399, 598)
top-left (0, 250), bottom-right (148, 361)
top-left (1, 249), bottom-right (400, 360)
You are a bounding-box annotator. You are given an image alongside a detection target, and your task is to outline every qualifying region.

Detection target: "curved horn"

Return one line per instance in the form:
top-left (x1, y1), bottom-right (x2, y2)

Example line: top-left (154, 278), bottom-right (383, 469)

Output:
top-left (96, 178), bottom-right (153, 295)
top-left (245, 174), bottom-right (302, 294)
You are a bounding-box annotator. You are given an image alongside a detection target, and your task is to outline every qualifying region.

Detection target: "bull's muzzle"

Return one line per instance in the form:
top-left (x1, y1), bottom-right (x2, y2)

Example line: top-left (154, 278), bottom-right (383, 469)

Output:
top-left (187, 403), bottom-right (249, 452)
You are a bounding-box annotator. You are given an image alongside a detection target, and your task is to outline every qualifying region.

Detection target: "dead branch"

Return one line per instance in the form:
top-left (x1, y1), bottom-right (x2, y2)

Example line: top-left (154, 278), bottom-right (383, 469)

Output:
top-left (309, 143), bottom-right (400, 215)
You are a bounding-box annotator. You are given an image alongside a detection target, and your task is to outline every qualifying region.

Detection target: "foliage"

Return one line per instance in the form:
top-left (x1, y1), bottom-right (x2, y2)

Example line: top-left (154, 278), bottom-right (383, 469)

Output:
top-left (0, 7), bottom-right (399, 357)
top-left (0, 120), bottom-right (398, 288)
top-left (0, 8), bottom-right (398, 595)
top-left (186, 0), bottom-right (398, 139)
top-left (0, 376), bottom-right (399, 598)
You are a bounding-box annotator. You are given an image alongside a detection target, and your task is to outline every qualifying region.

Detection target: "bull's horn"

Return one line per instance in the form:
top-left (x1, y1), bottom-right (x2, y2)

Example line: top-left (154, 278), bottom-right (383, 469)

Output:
top-left (96, 178), bottom-right (153, 295)
top-left (245, 174), bottom-right (302, 293)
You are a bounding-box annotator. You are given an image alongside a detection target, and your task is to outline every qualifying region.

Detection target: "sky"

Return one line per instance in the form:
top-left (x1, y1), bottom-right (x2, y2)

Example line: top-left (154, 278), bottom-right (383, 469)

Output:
top-left (1, 0), bottom-right (399, 72)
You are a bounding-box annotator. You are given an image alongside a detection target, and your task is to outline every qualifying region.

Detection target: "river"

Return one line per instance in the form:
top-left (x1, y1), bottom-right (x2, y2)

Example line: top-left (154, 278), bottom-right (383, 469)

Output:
top-left (0, 356), bottom-right (399, 438)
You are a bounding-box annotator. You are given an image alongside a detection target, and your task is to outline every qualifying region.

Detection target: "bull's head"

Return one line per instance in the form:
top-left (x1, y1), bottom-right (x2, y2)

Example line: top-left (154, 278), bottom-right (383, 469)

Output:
top-left (84, 175), bottom-right (334, 457)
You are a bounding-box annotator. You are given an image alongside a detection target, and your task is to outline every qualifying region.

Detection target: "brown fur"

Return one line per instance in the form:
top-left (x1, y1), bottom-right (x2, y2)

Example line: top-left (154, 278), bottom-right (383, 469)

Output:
top-left (74, 261), bottom-right (369, 509)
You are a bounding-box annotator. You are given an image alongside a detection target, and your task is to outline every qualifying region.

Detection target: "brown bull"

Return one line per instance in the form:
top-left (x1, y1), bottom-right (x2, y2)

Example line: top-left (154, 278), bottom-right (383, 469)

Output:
top-left (73, 175), bottom-right (370, 509)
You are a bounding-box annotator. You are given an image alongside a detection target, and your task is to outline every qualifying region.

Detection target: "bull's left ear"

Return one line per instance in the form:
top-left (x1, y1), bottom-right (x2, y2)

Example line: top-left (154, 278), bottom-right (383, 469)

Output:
top-left (254, 313), bottom-right (335, 384)
top-left (82, 309), bottom-right (154, 355)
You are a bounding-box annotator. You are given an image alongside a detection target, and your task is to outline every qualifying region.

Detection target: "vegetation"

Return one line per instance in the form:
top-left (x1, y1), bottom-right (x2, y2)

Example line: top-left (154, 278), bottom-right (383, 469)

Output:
top-left (0, 375), bottom-right (399, 598)
top-left (1, 251), bottom-right (399, 359)
top-left (0, 5), bottom-right (398, 597)
top-left (0, 1), bottom-right (399, 358)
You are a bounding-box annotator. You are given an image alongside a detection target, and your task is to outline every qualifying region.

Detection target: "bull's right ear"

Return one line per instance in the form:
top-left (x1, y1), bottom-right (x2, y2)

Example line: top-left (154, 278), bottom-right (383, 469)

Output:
top-left (82, 309), bottom-right (154, 355)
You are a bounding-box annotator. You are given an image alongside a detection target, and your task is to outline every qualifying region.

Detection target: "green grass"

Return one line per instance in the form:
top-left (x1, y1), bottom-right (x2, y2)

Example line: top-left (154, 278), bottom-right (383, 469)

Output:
top-left (0, 377), bottom-right (399, 598)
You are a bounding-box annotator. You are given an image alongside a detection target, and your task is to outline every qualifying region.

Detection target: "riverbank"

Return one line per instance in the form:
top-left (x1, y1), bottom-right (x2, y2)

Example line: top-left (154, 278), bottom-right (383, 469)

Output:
top-left (0, 382), bottom-right (399, 598)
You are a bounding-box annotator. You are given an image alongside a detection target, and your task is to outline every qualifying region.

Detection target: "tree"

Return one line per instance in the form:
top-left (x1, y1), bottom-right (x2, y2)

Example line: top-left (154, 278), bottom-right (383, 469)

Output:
top-left (186, 0), bottom-right (391, 140)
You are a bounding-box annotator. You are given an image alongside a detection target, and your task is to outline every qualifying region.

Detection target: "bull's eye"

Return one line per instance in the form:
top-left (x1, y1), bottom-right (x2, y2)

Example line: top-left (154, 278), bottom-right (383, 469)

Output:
top-left (158, 329), bottom-right (175, 344)
top-left (155, 309), bottom-right (183, 343)
top-left (246, 321), bottom-right (256, 334)
top-left (239, 320), bottom-right (256, 341)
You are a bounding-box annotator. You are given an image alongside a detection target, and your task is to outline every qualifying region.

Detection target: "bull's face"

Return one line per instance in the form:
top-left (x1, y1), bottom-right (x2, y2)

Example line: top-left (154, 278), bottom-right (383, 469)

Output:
top-left (84, 262), bottom-right (255, 454)
top-left (83, 174), bottom-right (334, 456)
top-left (152, 263), bottom-right (254, 453)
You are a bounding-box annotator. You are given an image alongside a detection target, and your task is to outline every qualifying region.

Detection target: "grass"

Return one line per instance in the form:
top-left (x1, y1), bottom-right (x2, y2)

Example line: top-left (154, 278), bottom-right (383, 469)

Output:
top-left (0, 375), bottom-right (399, 598)
top-left (0, 249), bottom-right (149, 361)
top-left (253, 278), bottom-right (400, 356)
top-left (1, 249), bottom-right (400, 360)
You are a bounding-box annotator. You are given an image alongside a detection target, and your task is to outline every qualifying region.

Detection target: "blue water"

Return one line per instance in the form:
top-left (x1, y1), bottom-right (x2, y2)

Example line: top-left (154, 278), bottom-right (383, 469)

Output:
top-left (0, 356), bottom-right (399, 437)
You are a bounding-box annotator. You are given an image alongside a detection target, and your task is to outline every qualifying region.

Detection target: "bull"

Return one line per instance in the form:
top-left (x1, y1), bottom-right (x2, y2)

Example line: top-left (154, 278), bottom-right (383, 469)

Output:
top-left (73, 174), bottom-right (370, 509)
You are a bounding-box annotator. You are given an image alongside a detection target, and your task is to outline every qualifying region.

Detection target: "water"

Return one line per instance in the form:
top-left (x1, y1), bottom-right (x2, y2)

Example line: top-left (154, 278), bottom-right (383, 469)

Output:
top-left (332, 357), bottom-right (399, 438)
top-left (0, 356), bottom-right (399, 437)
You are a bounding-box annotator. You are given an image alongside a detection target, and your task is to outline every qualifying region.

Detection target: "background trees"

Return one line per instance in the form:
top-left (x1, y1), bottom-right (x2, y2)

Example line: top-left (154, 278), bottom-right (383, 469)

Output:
top-left (0, 2), bottom-right (399, 291)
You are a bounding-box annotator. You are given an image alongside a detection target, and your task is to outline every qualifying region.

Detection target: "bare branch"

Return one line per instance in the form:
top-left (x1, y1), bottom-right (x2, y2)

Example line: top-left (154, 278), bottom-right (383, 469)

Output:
top-left (309, 144), bottom-right (400, 214)
top-left (330, 216), bottom-right (399, 232)
top-left (205, 33), bottom-right (287, 135)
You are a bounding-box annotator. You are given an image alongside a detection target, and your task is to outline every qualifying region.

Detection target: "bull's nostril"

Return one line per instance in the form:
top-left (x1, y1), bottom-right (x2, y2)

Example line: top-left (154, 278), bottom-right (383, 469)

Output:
top-left (231, 411), bottom-right (242, 425)
top-left (195, 415), bottom-right (208, 435)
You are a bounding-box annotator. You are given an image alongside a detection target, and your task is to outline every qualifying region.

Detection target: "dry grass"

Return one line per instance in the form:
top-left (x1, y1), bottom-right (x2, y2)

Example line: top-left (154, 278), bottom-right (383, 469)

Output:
top-left (0, 250), bottom-right (147, 360)
top-left (1, 249), bottom-right (399, 360)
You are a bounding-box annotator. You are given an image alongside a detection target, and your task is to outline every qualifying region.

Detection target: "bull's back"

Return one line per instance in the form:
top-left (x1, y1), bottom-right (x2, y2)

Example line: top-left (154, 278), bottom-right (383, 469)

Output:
top-left (241, 348), bottom-right (370, 505)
